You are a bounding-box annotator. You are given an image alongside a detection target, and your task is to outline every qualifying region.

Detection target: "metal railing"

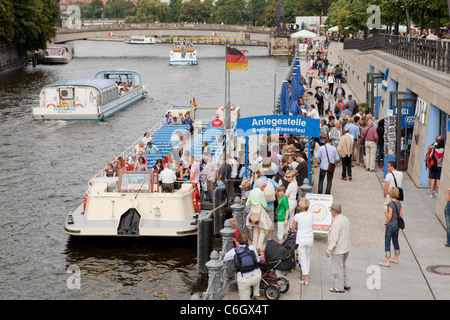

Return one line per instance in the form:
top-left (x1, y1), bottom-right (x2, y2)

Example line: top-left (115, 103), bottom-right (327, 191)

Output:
top-left (343, 34), bottom-right (450, 73)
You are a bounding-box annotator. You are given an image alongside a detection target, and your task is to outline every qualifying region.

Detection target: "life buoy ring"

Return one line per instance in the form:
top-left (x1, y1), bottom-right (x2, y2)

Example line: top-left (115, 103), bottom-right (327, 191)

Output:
top-left (192, 184), bottom-right (201, 212)
top-left (75, 103), bottom-right (84, 108)
top-left (46, 104), bottom-right (56, 108)
top-left (83, 192), bottom-right (89, 212)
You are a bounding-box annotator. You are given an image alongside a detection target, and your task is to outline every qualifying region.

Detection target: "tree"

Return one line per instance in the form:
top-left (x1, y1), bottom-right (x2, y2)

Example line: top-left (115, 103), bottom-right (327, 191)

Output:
top-left (168, 0), bottom-right (183, 22)
top-left (212, 0), bottom-right (248, 25)
top-left (105, 0), bottom-right (137, 19)
top-left (126, 0), bottom-right (169, 23)
top-left (13, 0), bottom-right (59, 53)
top-left (0, 0), bottom-right (15, 43)
top-left (177, 0), bottom-right (210, 23)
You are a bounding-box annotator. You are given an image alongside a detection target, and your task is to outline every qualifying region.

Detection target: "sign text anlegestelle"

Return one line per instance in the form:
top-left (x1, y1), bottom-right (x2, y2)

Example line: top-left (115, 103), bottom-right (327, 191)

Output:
top-left (236, 115), bottom-right (320, 138)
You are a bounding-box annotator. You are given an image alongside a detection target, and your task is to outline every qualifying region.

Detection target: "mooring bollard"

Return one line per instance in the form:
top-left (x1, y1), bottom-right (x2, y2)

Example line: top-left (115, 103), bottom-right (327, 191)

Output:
top-left (300, 178), bottom-right (313, 197)
top-left (205, 250), bottom-right (224, 300)
top-left (220, 219), bottom-right (237, 289)
top-left (230, 196), bottom-right (245, 233)
top-left (197, 218), bottom-right (214, 274)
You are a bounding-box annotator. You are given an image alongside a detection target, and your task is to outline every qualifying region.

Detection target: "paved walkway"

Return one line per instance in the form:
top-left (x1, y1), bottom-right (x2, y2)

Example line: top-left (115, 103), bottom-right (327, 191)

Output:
top-left (224, 45), bottom-right (450, 300)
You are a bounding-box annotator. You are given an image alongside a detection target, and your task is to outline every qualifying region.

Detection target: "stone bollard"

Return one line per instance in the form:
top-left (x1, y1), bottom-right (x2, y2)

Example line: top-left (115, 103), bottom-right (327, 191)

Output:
top-left (205, 250), bottom-right (224, 300)
top-left (220, 219), bottom-right (237, 291)
top-left (300, 178), bottom-right (313, 197)
top-left (230, 196), bottom-right (245, 233)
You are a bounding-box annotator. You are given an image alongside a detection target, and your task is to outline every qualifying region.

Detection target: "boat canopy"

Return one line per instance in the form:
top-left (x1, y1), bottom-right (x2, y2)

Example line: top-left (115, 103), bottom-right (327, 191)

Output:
top-left (95, 70), bottom-right (143, 87)
top-left (43, 79), bottom-right (117, 91)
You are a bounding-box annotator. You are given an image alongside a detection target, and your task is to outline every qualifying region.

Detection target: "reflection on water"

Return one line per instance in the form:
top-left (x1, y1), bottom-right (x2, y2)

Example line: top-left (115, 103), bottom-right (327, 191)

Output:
top-left (0, 40), bottom-right (288, 299)
top-left (64, 236), bottom-right (204, 300)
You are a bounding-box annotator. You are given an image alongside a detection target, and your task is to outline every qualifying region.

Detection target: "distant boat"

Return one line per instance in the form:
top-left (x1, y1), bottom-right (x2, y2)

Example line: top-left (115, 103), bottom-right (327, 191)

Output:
top-left (40, 45), bottom-right (72, 64)
top-left (32, 70), bottom-right (145, 121)
top-left (170, 43), bottom-right (198, 66)
top-left (125, 36), bottom-right (156, 44)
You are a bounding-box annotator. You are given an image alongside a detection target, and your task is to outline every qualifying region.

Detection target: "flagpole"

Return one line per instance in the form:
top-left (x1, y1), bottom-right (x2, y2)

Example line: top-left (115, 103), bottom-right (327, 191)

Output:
top-left (224, 43), bottom-right (228, 110)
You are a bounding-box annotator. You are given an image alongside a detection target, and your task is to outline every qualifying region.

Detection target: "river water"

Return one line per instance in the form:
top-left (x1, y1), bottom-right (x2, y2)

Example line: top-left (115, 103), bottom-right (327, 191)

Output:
top-left (0, 41), bottom-right (288, 299)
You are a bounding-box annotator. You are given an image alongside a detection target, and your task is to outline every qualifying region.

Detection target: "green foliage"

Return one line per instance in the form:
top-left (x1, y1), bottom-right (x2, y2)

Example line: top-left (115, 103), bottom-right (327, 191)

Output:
top-left (326, 0), bottom-right (449, 34)
top-left (212, 0), bottom-right (248, 25)
top-left (125, 0), bottom-right (169, 23)
top-left (13, 0), bottom-right (59, 53)
top-left (0, 0), bottom-right (15, 43)
top-left (105, 0), bottom-right (137, 19)
top-left (177, 0), bottom-right (211, 23)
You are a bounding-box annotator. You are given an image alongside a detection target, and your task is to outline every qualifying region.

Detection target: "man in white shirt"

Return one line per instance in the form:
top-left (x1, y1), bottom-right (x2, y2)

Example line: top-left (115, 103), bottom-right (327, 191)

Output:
top-left (384, 161), bottom-right (403, 205)
top-left (307, 105), bottom-right (320, 120)
top-left (159, 164), bottom-right (177, 193)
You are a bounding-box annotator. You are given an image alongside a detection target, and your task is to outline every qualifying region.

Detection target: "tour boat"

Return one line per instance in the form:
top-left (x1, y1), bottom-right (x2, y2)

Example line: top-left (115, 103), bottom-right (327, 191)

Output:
top-left (32, 70), bottom-right (145, 121)
top-left (125, 35), bottom-right (156, 44)
top-left (64, 104), bottom-right (240, 237)
top-left (169, 43), bottom-right (198, 66)
top-left (40, 45), bottom-right (72, 64)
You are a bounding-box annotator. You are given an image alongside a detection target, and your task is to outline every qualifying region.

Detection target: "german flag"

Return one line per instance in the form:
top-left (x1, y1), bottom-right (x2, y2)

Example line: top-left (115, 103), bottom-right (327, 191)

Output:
top-left (226, 46), bottom-right (248, 70)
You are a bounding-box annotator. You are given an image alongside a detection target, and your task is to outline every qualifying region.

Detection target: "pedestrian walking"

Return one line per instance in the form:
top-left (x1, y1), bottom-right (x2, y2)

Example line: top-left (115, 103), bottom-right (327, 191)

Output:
top-left (337, 128), bottom-right (353, 180)
top-left (361, 119), bottom-right (378, 171)
top-left (383, 161), bottom-right (403, 206)
top-left (292, 198), bottom-right (314, 286)
top-left (380, 187), bottom-right (403, 267)
top-left (245, 178), bottom-right (272, 252)
top-left (429, 136), bottom-right (445, 199)
top-left (275, 185), bottom-right (290, 243)
top-left (314, 139), bottom-right (340, 195)
top-left (326, 202), bottom-right (351, 293)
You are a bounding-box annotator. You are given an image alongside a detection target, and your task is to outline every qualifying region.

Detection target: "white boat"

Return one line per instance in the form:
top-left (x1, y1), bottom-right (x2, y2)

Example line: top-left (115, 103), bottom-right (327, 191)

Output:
top-left (125, 35), bottom-right (156, 44)
top-left (40, 45), bottom-right (72, 64)
top-left (64, 105), bottom-right (240, 237)
top-left (170, 43), bottom-right (198, 66)
top-left (32, 70), bottom-right (145, 121)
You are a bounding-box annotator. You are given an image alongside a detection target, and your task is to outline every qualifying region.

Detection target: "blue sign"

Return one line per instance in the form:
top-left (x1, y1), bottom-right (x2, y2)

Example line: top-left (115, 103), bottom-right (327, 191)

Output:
top-left (237, 115), bottom-right (320, 138)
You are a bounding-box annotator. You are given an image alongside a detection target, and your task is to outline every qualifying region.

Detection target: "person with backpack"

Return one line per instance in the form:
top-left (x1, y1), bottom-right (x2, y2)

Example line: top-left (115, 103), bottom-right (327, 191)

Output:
top-left (223, 232), bottom-right (261, 300)
top-left (429, 136), bottom-right (445, 199)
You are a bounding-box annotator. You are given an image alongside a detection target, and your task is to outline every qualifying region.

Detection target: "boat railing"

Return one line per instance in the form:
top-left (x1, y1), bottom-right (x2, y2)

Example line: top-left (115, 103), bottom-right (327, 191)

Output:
top-left (92, 120), bottom-right (164, 179)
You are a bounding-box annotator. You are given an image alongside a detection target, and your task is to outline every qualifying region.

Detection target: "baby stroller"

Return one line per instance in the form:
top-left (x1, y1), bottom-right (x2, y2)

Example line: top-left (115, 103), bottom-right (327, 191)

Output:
top-left (258, 239), bottom-right (298, 300)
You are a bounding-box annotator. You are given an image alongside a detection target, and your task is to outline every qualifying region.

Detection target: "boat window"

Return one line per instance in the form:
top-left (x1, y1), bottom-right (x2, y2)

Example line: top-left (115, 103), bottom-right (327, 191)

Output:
top-left (118, 171), bottom-right (154, 192)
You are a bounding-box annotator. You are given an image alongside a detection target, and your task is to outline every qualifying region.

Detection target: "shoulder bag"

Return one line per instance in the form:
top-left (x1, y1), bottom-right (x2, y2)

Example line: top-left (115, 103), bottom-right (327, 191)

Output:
top-left (393, 202), bottom-right (405, 229)
top-left (391, 172), bottom-right (404, 201)
top-left (248, 206), bottom-right (262, 225)
top-left (325, 144), bottom-right (336, 173)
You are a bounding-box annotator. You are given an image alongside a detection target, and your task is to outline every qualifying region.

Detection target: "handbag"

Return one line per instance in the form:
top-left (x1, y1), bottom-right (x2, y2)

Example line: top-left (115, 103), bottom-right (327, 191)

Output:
top-left (248, 206), bottom-right (262, 225)
top-left (392, 202), bottom-right (405, 229)
top-left (391, 172), bottom-right (404, 201)
top-left (325, 144), bottom-right (336, 173)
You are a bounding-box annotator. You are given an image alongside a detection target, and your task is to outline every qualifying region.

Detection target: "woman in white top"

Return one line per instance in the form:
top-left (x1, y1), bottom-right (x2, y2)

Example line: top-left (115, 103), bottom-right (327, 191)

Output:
top-left (284, 170), bottom-right (298, 229)
top-left (292, 198), bottom-right (314, 286)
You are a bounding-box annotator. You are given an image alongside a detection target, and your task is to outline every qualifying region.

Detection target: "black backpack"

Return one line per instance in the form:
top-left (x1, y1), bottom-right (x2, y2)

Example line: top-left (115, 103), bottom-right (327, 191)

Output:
top-left (234, 245), bottom-right (258, 274)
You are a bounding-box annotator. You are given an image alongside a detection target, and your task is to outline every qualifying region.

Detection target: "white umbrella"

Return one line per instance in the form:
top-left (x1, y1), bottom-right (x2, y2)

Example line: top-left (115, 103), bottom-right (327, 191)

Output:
top-left (290, 29), bottom-right (317, 39)
top-left (328, 26), bottom-right (339, 32)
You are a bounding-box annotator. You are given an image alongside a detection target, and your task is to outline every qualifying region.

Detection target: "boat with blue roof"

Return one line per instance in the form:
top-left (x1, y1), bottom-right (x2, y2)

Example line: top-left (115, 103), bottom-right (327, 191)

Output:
top-left (32, 70), bottom-right (145, 121)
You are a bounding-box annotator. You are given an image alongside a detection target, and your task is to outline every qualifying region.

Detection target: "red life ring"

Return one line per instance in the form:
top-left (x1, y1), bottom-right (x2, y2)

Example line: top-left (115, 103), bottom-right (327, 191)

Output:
top-left (192, 184), bottom-right (201, 212)
top-left (46, 104), bottom-right (56, 108)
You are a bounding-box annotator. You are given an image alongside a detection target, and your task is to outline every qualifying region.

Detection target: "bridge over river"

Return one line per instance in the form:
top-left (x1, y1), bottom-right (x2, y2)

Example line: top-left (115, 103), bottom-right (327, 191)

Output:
top-left (54, 22), bottom-right (295, 56)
